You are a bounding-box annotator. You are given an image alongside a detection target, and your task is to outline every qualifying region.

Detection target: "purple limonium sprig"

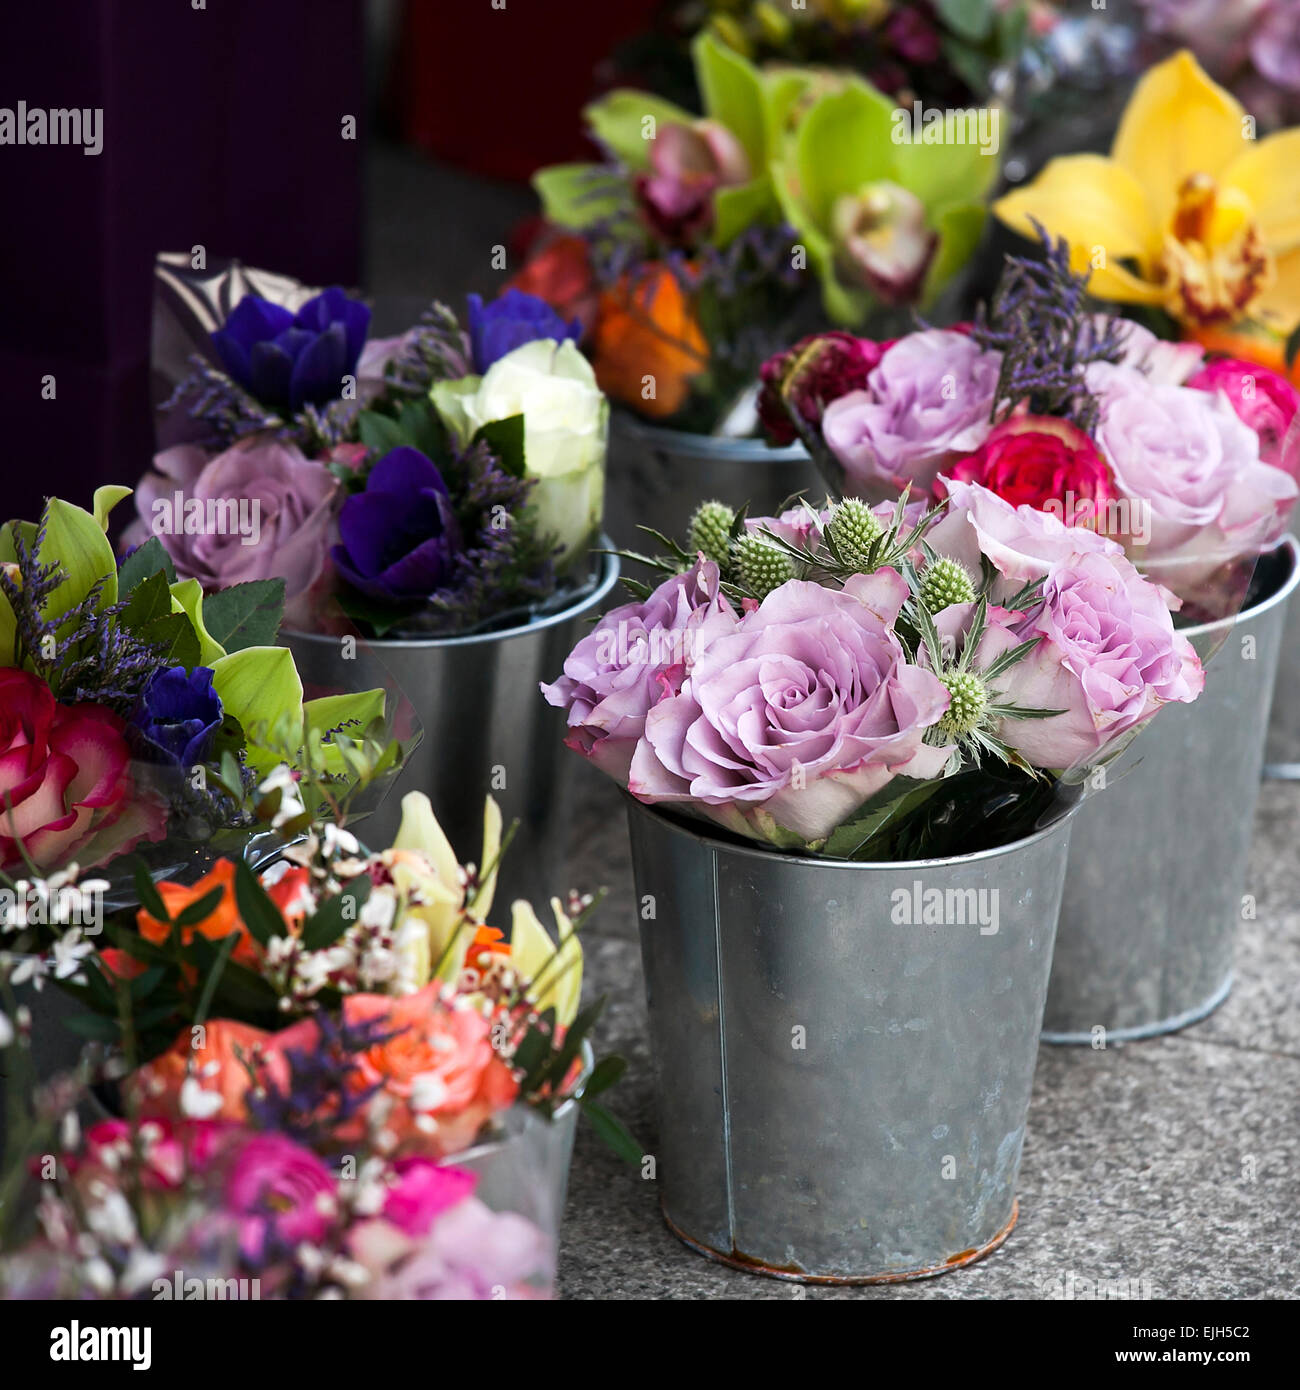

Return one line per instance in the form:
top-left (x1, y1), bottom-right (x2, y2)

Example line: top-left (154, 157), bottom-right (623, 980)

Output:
top-left (972, 222), bottom-right (1127, 434)
top-left (381, 302), bottom-right (473, 398)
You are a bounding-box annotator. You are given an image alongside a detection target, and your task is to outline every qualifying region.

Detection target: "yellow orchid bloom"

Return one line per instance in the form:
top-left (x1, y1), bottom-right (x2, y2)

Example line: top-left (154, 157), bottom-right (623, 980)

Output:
top-left (509, 897), bottom-right (584, 1030)
top-left (995, 51), bottom-right (1300, 334)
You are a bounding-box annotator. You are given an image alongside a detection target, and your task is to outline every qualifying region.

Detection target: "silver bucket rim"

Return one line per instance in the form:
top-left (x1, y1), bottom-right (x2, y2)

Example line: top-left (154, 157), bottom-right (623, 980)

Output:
top-left (282, 544), bottom-right (621, 652)
top-left (612, 408), bottom-right (811, 463)
top-left (1176, 533), bottom-right (1299, 643)
top-left (623, 787), bottom-right (1079, 871)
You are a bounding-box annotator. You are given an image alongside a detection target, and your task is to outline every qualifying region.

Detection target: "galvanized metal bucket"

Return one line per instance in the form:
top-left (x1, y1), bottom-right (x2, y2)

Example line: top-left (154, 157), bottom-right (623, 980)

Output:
top-left (284, 551), bottom-right (620, 910)
top-left (604, 412), bottom-right (824, 553)
top-left (1044, 537), bottom-right (1300, 1044)
top-left (625, 796), bottom-right (1078, 1283)
top-left (1263, 568), bottom-right (1300, 777)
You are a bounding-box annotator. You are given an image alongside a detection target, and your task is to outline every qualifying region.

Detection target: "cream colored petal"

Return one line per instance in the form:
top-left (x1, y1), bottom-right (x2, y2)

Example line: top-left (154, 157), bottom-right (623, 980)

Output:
top-left (1255, 246), bottom-right (1300, 334)
top-left (392, 791), bottom-right (461, 891)
top-left (474, 796), bottom-right (504, 923)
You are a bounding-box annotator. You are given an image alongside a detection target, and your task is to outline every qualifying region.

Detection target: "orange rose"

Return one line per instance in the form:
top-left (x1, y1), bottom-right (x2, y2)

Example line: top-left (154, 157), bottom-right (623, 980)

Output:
top-left (342, 984), bottom-right (519, 1155)
top-left (592, 264), bottom-right (709, 419)
top-left (263, 864), bottom-right (315, 934)
top-left (136, 859), bottom-right (260, 969)
top-left (132, 1018), bottom-right (291, 1122)
top-left (506, 231), bottom-right (598, 330)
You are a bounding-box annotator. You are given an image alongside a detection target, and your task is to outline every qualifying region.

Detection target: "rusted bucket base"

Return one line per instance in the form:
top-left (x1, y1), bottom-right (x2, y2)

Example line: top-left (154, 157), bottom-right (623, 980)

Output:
top-left (1040, 972), bottom-right (1232, 1047)
top-left (660, 1198), bottom-right (1018, 1286)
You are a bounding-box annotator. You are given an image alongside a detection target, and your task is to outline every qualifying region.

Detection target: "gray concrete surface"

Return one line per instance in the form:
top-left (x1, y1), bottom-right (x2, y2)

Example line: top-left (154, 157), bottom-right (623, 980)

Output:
top-left (554, 772), bottom-right (1300, 1301)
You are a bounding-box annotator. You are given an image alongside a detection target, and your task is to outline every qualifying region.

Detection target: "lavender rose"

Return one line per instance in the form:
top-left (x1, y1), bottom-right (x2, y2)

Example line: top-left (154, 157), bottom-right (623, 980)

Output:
top-left (541, 558), bottom-right (734, 781)
top-left (1087, 362), bottom-right (1298, 595)
top-left (129, 438), bottom-right (337, 601)
top-left (994, 551), bottom-right (1204, 770)
top-left (821, 330), bottom-right (1001, 501)
top-left (627, 569), bottom-right (951, 846)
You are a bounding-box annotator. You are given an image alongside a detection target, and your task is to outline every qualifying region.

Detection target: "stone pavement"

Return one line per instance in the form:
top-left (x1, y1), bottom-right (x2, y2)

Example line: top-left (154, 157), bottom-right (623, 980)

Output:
top-left (555, 772), bottom-right (1300, 1300)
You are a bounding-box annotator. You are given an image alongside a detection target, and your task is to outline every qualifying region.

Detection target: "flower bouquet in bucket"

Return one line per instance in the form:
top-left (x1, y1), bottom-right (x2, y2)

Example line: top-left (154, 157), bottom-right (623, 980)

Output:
top-left (0, 782), bottom-right (635, 1299)
top-left (542, 444), bottom-right (1200, 1280)
top-left (139, 254), bottom-right (619, 897)
top-left (519, 30), bottom-right (1006, 548)
top-left (761, 232), bottom-right (1298, 1040)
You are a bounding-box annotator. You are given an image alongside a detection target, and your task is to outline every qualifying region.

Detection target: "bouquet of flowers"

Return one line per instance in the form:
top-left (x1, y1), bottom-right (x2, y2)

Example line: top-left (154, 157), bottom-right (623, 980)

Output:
top-left (0, 487), bottom-right (397, 882)
top-left (994, 50), bottom-right (1300, 386)
top-left (136, 255), bottom-right (609, 639)
top-left (758, 231), bottom-right (1300, 617)
top-left (521, 31), bottom-right (1003, 431)
top-left (543, 473), bottom-right (1205, 859)
top-left (0, 785), bottom-right (631, 1299)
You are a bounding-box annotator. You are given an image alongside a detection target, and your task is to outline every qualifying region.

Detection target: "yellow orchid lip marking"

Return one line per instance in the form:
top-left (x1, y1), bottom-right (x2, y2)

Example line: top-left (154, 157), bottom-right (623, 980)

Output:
top-left (1161, 173), bottom-right (1274, 327)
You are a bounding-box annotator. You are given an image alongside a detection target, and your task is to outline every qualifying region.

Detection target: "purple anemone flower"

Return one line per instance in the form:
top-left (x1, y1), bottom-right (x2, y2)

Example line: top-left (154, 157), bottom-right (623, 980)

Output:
top-left (131, 666), bottom-right (223, 767)
top-left (212, 288), bottom-right (371, 413)
top-left (331, 446), bottom-right (462, 604)
top-left (466, 289), bottom-right (581, 373)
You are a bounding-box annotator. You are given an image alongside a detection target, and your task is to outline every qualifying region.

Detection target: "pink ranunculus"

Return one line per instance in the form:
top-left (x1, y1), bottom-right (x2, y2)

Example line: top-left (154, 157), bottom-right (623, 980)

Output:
top-left (996, 551), bottom-right (1204, 770)
top-left (821, 330), bottom-right (1002, 502)
top-left (129, 437), bottom-right (338, 601)
top-left (0, 670), bottom-right (161, 873)
top-left (1187, 357), bottom-right (1300, 475)
top-left (1087, 361), bottom-right (1298, 595)
top-left (541, 558), bottom-right (736, 783)
top-left (628, 570), bottom-right (951, 845)
top-left (926, 477), bottom-right (1125, 596)
top-left (382, 1159), bottom-right (478, 1238)
top-left (939, 414), bottom-right (1118, 531)
top-left (757, 332), bottom-right (885, 447)
top-left (223, 1132), bottom-right (337, 1260)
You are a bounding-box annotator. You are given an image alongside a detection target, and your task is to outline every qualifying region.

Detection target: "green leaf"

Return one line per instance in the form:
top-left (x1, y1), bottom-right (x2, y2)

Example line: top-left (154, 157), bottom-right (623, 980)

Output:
top-left (533, 162), bottom-right (628, 230)
top-left (936, 0), bottom-right (994, 41)
top-left (133, 861), bottom-right (170, 922)
top-left (118, 537), bottom-right (177, 592)
top-left (1286, 321), bottom-right (1300, 372)
top-left (62, 1013), bottom-right (123, 1042)
top-left (396, 399), bottom-right (450, 460)
top-left (473, 413), bottom-right (526, 479)
top-left (233, 859), bottom-right (288, 946)
top-left (581, 1054), bottom-right (627, 1100)
top-left (172, 884), bottom-right (227, 929)
top-left (693, 31), bottom-right (767, 166)
top-left (822, 776), bottom-right (948, 860)
top-left (301, 876), bottom-right (371, 951)
top-left (579, 1100), bottom-right (643, 1164)
top-left (582, 89), bottom-right (696, 171)
top-left (336, 590), bottom-right (407, 638)
top-left (358, 410), bottom-right (410, 455)
top-left (193, 932), bottom-right (239, 1027)
top-left (202, 579), bottom-right (287, 653)
top-left (119, 569), bottom-right (175, 632)
top-left (128, 965), bottom-right (168, 1001)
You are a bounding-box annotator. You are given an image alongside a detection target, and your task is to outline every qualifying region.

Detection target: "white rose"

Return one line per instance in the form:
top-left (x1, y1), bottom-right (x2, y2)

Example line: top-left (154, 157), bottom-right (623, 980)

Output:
top-left (431, 339), bottom-right (607, 568)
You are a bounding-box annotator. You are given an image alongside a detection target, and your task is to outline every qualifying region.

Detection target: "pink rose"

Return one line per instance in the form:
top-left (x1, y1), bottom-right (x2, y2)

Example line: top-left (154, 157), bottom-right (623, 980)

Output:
top-left (996, 551), bottom-right (1204, 770)
top-left (0, 670), bottom-right (160, 873)
top-left (223, 1132), bottom-right (336, 1259)
top-left (628, 570), bottom-right (951, 846)
top-left (1109, 317), bottom-right (1204, 385)
top-left (821, 330), bottom-right (1002, 502)
top-left (541, 558), bottom-right (735, 783)
top-left (129, 437), bottom-right (338, 601)
top-left (1187, 357), bottom-right (1300, 475)
top-left (382, 1159), bottom-right (478, 1238)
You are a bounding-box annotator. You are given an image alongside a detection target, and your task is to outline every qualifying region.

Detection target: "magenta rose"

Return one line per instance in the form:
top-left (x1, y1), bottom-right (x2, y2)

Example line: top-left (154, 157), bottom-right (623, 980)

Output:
top-left (994, 551), bottom-right (1204, 769)
top-left (382, 1158), bottom-right (478, 1238)
top-left (1187, 357), bottom-right (1300, 475)
top-left (628, 569), bottom-right (951, 846)
top-left (1087, 361), bottom-right (1298, 596)
top-left (129, 437), bottom-right (338, 602)
top-left (821, 330), bottom-right (1001, 501)
top-left (0, 669), bottom-right (161, 873)
top-left (223, 1133), bottom-right (336, 1260)
top-left (541, 558), bottom-right (736, 782)
top-left (927, 477), bottom-right (1124, 596)
top-left (757, 332), bottom-right (885, 447)
top-left (938, 415), bottom-right (1118, 530)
